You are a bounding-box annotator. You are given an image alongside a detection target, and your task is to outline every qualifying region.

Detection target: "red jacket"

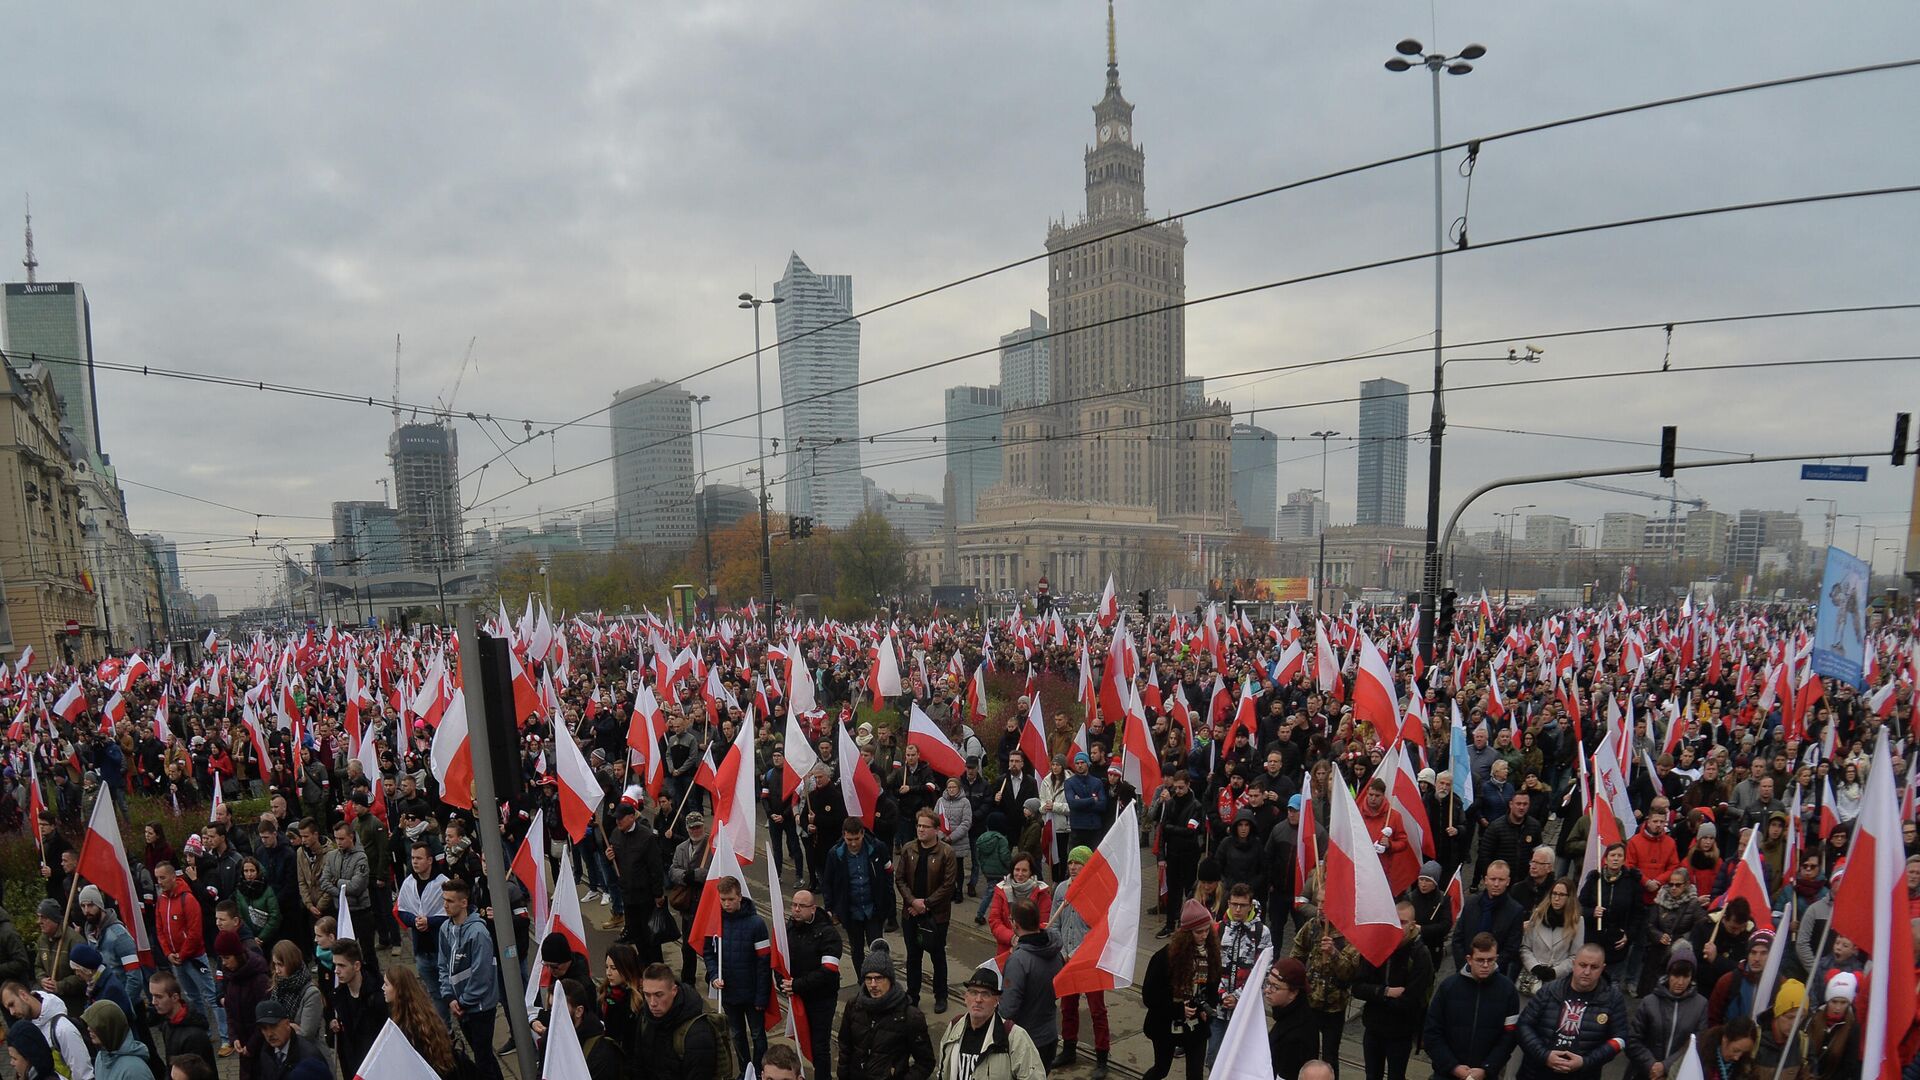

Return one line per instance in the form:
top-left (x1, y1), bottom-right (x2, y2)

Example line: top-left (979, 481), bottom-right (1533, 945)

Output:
top-left (987, 879), bottom-right (1052, 964)
top-left (1359, 796), bottom-right (1418, 896)
top-left (1625, 830), bottom-right (1680, 899)
top-left (156, 878), bottom-right (204, 960)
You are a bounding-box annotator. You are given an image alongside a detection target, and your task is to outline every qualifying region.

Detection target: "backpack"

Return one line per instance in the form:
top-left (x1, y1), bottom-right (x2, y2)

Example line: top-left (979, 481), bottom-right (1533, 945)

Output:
top-left (668, 1002), bottom-right (735, 1080)
top-left (46, 1011), bottom-right (92, 1080)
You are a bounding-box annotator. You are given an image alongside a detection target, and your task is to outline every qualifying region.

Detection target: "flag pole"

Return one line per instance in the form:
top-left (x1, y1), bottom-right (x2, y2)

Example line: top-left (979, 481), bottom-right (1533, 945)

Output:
top-left (61, 784), bottom-right (108, 944)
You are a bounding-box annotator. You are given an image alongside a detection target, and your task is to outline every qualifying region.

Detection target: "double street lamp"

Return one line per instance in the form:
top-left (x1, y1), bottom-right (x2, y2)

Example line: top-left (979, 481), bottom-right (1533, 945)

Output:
top-left (688, 393), bottom-right (715, 599)
top-left (739, 293), bottom-right (783, 638)
top-left (1500, 503), bottom-right (1535, 607)
top-left (1310, 429), bottom-right (1339, 612)
top-left (1385, 36), bottom-right (1486, 665)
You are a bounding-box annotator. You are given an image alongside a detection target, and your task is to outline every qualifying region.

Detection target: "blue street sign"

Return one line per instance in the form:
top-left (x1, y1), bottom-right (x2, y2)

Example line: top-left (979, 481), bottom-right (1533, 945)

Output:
top-left (1801, 464), bottom-right (1869, 482)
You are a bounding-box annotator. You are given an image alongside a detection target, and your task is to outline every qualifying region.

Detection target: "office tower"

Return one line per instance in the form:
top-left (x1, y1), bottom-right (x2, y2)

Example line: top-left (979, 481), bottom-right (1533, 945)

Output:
top-left (775, 253), bottom-right (864, 527)
top-left (1600, 512), bottom-right (1647, 551)
top-left (701, 484), bottom-right (757, 531)
top-left (388, 423), bottom-right (462, 572)
top-left (578, 509), bottom-right (618, 552)
top-left (1001, 6), bottom-right (1232, 524)
top-left (1230, 423), bottom-right (1278, 537)
top-left (2, 282), bottom-right (102, 464)
top-left (1277, 488), bottom-right (1329, 540)
top-left (944, 385), bottom-right (1003, 523)
top-left (141, 535), bottom-right (182, 590)
top-left (1683, 509), bottom-right (1732, 565)
top-left (1356, 377), bottom-right (1409, 527)
top-left (1524, 514), bottom-right (1573, 552)
top-left (609, 380), bottom-right (696, 547)
top-left (1732, 509), bottom-right (1804, 574)
top-left (999, 312), bottom-right (1050, 407)
top-left (331, 501), bottom-right (406, 575)
top-left (878, 491), bottom-right (944, 541)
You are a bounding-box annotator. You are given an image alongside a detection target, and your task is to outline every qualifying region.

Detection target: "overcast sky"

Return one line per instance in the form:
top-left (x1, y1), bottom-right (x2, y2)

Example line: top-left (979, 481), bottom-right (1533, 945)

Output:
top-left (7, 1), bottom-right (1919, 607)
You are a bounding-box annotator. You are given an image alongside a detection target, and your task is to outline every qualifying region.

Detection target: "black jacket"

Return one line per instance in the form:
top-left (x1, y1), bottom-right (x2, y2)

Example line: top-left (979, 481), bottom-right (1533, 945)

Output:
top-left (837, 986), bottom-right (934, 1080)
top-left (607, 821), bottom-right (666, 909)
top-left (786, 914), bottom-right (844, 1004)
top-left (1422, 969), bottom-right (1521, 1080)
top-left (1451, 891), bottom-right (1527, 973)
top-left (331, 978), bottom-right (389, 1080)
top-left (160, 1007), bottom-right (217, 1067)
top-left (1353, 933), bottom-right (1437, 1031)
top-left (1515, 975), bottom-right (1629, 1080)
top-left (256, 1032), bottom-right (324, 1080)
top-left (1476, 814), bottom-right (1543, 881)
top-left (635, 982), bottom-right (720, 1079)
top-left (1269, 995), bottom-right (1320, 1080)
top-left (1155, 789), bottom-right (1208, 859)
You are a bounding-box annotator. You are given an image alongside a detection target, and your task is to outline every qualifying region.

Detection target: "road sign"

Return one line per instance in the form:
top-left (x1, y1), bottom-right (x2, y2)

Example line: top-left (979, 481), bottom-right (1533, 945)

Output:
top-left (1801, 464), bottom-right (1869, 482)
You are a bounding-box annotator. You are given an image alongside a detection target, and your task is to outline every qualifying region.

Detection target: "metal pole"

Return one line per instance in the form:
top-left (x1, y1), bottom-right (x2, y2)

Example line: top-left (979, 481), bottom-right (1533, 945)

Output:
top-left (454, 605), bottom-right (539, 1080)
top-left (694, 396), bottom-right (716, 597)
top-left (751, 303), bottom-right (777, 640)
top-left (1417, 60), bottom-right (1448, 671)
top-left (1502, 515), bottom-right (1514, 606)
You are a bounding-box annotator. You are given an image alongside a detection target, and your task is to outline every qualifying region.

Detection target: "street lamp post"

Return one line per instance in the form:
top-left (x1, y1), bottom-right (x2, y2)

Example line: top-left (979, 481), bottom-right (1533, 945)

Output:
top-left (739, 292), bottom-right (783, 641)
top-left (689, 393), bottom-right (715, 600)
top-left (1804, 497), bottom-right (1838, 548)
top-left (1311, 429), bottom-right (1339, 612)
top-left (1386, 36), bottom-right (1485, 667)
top-left (1501, 503), bottom-right (1535, 607)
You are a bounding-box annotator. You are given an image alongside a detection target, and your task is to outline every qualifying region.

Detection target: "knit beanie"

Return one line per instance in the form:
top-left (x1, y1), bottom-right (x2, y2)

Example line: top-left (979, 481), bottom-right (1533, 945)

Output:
top-left (1178, 899), bottom-right (1214, 933)
top-left (860, 939), bottom-right (895, 983)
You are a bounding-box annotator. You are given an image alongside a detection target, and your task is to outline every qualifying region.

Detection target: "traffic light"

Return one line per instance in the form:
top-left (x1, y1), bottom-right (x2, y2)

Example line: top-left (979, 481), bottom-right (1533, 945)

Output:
top-left (1138, 589), bottom-right (1151, 621)
top-left (786, 516), bottom-right (815, 539)
top-left (1894, 412), bottom-right (1911, 465)
top-left (1437, 588), bottom-right (1458, 640)
top-left (797, 516), bottom-right (814, 539)
top-left (787, 518), bottom-right (800, 540)
top-left (1658, 426), bottom-right (1677, 479)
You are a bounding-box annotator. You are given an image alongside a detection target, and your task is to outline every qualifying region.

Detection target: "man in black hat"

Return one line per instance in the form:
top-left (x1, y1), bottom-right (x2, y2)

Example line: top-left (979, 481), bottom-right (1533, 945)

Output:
top-left (252, 1000), bottom-right (323, 1080)
top-left (932, 965), bottom-right (1048, 1080)
top-left (605, 792), bottom-right (665, 960)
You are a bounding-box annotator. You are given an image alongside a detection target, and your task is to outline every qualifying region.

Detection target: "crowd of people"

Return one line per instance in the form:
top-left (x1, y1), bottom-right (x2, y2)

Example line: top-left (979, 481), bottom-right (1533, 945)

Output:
top-left (0, 597), bottom-right (1915, 1080)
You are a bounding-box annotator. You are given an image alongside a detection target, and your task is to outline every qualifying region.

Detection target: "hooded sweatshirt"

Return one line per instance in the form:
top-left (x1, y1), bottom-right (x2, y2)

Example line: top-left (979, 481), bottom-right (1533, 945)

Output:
top-left (82, 1001), bottom-right (151, 1080)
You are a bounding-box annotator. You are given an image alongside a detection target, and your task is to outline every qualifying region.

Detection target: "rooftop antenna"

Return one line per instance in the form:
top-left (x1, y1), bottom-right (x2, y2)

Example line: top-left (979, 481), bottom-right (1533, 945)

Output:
top-left (22, 193), bottom-right (38, 284)
top-left (391, 334), bottom-right (402, 430)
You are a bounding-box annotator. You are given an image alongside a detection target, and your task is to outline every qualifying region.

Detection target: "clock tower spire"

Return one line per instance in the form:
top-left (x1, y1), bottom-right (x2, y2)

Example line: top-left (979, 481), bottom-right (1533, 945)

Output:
top-left (1085, 0), bottom-right (1143, 220)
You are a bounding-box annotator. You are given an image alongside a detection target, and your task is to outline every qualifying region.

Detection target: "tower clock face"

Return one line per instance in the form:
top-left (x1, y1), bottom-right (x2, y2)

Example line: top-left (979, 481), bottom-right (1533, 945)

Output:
top-left (1117, 124), bottom-right (1129, 141)
top-left (1099, 123), bottom-right (1112, 142)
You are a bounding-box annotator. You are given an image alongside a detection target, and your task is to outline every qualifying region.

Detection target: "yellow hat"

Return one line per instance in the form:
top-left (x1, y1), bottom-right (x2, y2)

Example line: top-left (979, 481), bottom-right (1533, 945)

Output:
top-left (1772, 979), bottom-right (1806, 1016)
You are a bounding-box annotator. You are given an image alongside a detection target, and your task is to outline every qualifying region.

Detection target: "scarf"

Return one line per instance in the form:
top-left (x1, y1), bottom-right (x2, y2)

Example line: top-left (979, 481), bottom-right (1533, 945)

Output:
top-left (1002, 875), bottom-right (1042, 905)
top-left (1793, 875), bottom-right (1826, 900)
top-left (271, 964), bottom-right (312, 1019)
top-left (1657, 884), bottom-right (1699, 911)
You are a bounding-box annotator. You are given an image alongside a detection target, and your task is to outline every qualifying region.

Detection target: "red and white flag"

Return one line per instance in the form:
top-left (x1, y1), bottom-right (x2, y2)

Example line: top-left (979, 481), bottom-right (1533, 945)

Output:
top-left (906, 703), bottom-right (967, 777)
top-left (712, 710), bottom-right (758, 863)
top-left (763, 841), bottom-right (799, 1042)
top-left (1018, 696), bottom-right (1050, 773)
top-left (1829, 731), bottom-right (1916, 1080)
top-left (54, 682), bottom-right (87, 723)
top-left (429, 689), bottom-right (473, 810)
top-left (511, 809), bottom-right (552, 945)
top-left (209, 773), bottom-right (225, 824)
top-left (1294, 794), bottom-right (1318, 907)
top-left (1096, 575), bottom-right (1119, 628)
top-left (780, 706), bottom-right (820, 801)
top-left (837, 721), bottom-right (879, 828)
top-left (77, 795), bottom-right (153, 965)
top-left (1718, 822), bottom-right (1776, 935)
top-left (1445, 866), bottom-right (1465, 921)
top-left (1120, 681), bottom-right (1162, 798)
top-left (1322, 762), bottom-right (1404, 966)
top-left (540, 982), bottom-right (593, 1080)
top-left (350, 1021), bottom-right (442, 1080)
top-left (1053, 803), bottom-right (1142, 996)
top-left (354, 729), bottom-right (388, 826)
top-left (1352, 631), bottom-right (1399, 736)
top-left (551, 717), bottom-right (601, 842)
top-left (627, 683), bottom-right (665, 800)
top-left (1207, 945), bottom-right (1275, 1080)
top-left (685, 806), bottom-right (750, 946)
top-left (869, 631), bottom-right (903, 708)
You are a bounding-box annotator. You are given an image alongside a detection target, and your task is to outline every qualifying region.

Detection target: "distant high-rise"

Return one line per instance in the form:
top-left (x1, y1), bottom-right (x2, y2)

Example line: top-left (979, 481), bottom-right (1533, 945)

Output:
top-left (775, 253), bottom-right (864, 528)
top-left (1356, 378), bottom-right (1409, 527)
top-left (141, 534), bottom-right (181, 590)
top-left (1230, 423), bottom-right (1278, 537)
top-left (610, 380), bottom-right (696, 547)
top-left (1599, 512), bottom-right (1647, 551)
top-left (330, 501), bottom-right (406, 575)
top-left (1683, 509), bottom-right (1732, 565)
top-left (944, 385), bottom-right (1003, 524)
top-left (1277, 488), bottom-right (1329, 540)
top-left (998, 312), bottom-right (1050, 407)
top-left (700, 484), bottom-right (757, 531)
top-left (1524, 514), bottom-right (1573, 552)
top-left (388, 423), bottom-right (462, 572)
top-left (1732, 509), bottom-right (1803, 574)
top-left (2, 282), bottom-right (101, 464)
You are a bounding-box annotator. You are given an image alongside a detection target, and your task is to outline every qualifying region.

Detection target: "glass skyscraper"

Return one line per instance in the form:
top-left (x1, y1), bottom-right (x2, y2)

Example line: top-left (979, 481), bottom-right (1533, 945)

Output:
top-left (774, 253), bottom-right (864, 528)
top-left (1230, 422), bottom-right (1278, 537)
top-left (2, 282), bottom-right (100, 463)
top-left (944, 385), bottom-right (1003, 523)
top-left (1356, 377), bottom-right (1408, 527)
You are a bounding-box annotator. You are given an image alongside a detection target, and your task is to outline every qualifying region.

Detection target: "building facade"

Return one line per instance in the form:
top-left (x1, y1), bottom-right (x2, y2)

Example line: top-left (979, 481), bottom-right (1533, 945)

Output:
top-left (775, 253), bottom-right (865, 528)
top-left (1732, 509), bottom-right (1804, 575)
top-left (1356, 377), bottom-right (1409, 527)
top-left (1600, 512), bottom-right (1648, 551)
top-left (610, 380), bottom-right (696, 548)
top-left (331, 500), bottom-right (407, 575)
top-left (1230, 423), bottom-right (1278, 538)
top-left (389, 423), bottom-right (462, 573)
top-left (943, 385), bottom-right (1003, 524)
top-left (2, 282), bottom-right (102, 464)
top-left (1683, 509), bottom-right (1732, 566)
top-left (701, 483), bottom-right (757, 531)
top-left (1276, 488), bottom-right (1328, 541)
top-left (1524, 514), bottom-right (1573, 553)
top-left (998, 311), bottom-right (1050, 407)
top-left (0, 361), bottom-right (99, 667)
top-left (878, 491), bottom-right (944, 541)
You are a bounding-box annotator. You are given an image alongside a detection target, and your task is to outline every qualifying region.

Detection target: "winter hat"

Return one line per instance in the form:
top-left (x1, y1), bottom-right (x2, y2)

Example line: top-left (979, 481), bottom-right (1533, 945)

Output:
top-left (1178, 899), bottom-right (1215, 933)
top-left (1068, 846), bottom-right (1093, 866)
top-left (1695, 822), bottom-right (1717, 842)
top-left (1419, 861), bottom-right (1444, 884)
top-left (859, 940), bottom-right (895, 983)
top-left (986, 811), bottom-right (1008, 833)
top-left (1749, 929), bottom-right (1775, 951)
top-left (1667, 941), bottom-right (1697, 974)
top-left (6, 1020), bottom-right (53, 1079)
top-left (1772, 978), bottom-right (1807, 1016)
top-left (184, 834), bottom-right (206, 856)
top-left (77, 885), bottom-right (106, 909)
top-left (68, 943), bottom-right (102, 973)
top-left (35, 899), bottom-right (61, 922)
top-left (1417, 768), bottom-right (1437, 785)
top-left (214, 930), bottom-right (244, 958)
top-left (541, 934), bottom-right (575, 964)
top-left (1272, 958), bottom-right (1309, 991)
top-left (1196, 857), bottom-right (1221, 883)
top-left (1073, 752), bottom-right (1090, 765)
top-left (1023, 797), bottom-right (1041, 815)
top-left (1825, 971), bottom-right (1857, 1003)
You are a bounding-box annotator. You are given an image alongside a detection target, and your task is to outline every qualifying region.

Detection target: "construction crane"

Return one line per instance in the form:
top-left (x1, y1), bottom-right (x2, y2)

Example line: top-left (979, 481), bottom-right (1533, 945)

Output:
top-left (437, 337), bottom-right (477, 421)
top-left (391, 334), bottom-right (402, 430)
top-left (1567, 478), bottom-right (1707, 509)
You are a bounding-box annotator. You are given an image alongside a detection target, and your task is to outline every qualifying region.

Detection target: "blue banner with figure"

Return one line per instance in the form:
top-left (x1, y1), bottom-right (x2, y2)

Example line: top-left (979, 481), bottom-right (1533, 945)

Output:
top-left (1810, 545), bottom-right (1869, 688)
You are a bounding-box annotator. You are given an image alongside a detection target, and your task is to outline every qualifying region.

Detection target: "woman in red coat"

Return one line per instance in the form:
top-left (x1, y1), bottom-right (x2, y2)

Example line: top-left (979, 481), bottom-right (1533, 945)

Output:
top-left (987, 852), bottom-right (1052, 964)
top-left (1358, 777), bottom-right (1419, 896)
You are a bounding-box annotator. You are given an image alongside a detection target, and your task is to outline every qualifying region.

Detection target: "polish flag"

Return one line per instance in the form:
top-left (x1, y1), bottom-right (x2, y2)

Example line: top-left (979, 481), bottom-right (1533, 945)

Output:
top-left (907, 703), bottom-right (968, 778)
top-left (1207, 945), bottom-right (1275, 1080)
top-left (429, 689), bottom-right (474, 810)
top-left (153, 694), bottom-right (171, 744)
top-left (685, 807), bottom-right (750, 946)
top-left (54, 682), bottom-right (87, 723)
top-left (1353, 632), bottom-right (1400, 737)
top-left (1168, 688), bottom-right (1195, 753)
top-left (27, 756), bottom-right (46, 844)
top-left (712, 710), bottom-right (758, 863)
top-left (209, 773), bottom-right (225, 823)
top-left (1052, 803), bottom-right (1143, 996)
top-left (1272, 638), bottom-right (1304, 686)
top-left (1293, 793), bottom-right (1318, 907)
top-left (511, 809), bottom-right (552, 945)
top-left (1313, 621), bottom-right (1341, 696)
top-left (627, 683), bottom-right (665, 800)
top-left (1484, 675), bottom-right (1508, 722)
top-left (1322, 762), bottom-right (1404, 966)
top-left (409, 655), bottom-right (450, 729)
top-left (1829, 731), bottom-right (1916, 1080)
top-left (354, 729), bottom-right (388, 826)
top-left (763, 841), bottom-right (800, 1042)
top-left (1121, 681), bottom-right (1162, 795)
top-left (13, 645), bottom-right (31, 675)
top-left (1224, 678), bottom-right (1259, 756)
top-left (1817, 775), bottom-right (1840, 839)
top-left (76, 794), bottom-right (153, 965)
top-left (1718, 823), bottom-right (1776, 935)
top-left (506, 644), bottom-right (541, 725)
top-left (838, 721), bottom-right (879, 827)
top-left (1018, 696), bottom-right (1050, 774)
top-left (786, 641), bottom-right (818, 717)
top-left (780, 706), bottom-right (821, 801)
top-left (544, 844), bottom-right (588, 957)
top-left (350, 1021), bottom-right (443, 1080)
top-left (1445, 866), bottom-right (1465, 921)
top-left (965, 664), bottom-right (990, 728)
top-left (870, 632), bottom-right (903, 709)
top-left (541, 982), bottom-right (593, 1080)
top-left (551, 718), bottom-right (601, 842)
top-left (1379, 742), bottom-right (1435, 858)
top-left (1096, 575), bottom-right (1119, 628)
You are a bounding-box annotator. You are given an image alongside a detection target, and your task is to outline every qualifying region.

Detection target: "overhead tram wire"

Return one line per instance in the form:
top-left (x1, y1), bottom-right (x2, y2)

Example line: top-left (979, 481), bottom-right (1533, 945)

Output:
top-left (459, 184), bottom-right (1920, 514)
top-left (497, 56), bottom-right (1920, 447)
